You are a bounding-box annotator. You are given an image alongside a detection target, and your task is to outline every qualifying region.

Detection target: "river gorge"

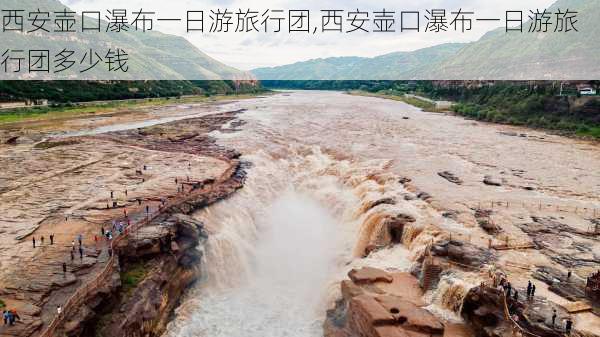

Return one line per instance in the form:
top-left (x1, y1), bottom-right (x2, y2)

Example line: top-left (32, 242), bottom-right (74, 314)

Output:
top-left (0, 91), bottom-right (599, 337)
top-left (164, 91), bottom-right (600, 337)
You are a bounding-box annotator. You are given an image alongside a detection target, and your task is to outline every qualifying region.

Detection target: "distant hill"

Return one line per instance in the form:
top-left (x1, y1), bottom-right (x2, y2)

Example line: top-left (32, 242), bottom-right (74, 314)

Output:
top-left (252, 0), bottom-right (597, 80)
top-left (0, 0), bottom-right (252, 80)
top-left (431, 0), bottom-right (599, 79)
top-left (0, 80), bottom-right (263, 103)
top-left (252, 44), bottom-right (465, 80)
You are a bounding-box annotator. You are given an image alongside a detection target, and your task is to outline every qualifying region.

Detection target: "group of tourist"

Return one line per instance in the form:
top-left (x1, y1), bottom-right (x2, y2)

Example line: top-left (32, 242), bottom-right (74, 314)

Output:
top-left (2, 310), bottom-right (20, 326)
top-left (69, 233), bottom-right (86, 261)
top-left (112, 219), bottom-right (129, 235)
top-left (31, 234), bottom-right (55, 248)
top-left (491, 271), bottom-right (577, 335)
top-left (525, 280), bottom-right (537, 299)
top-left (27, 173), bottom-right (183, 328)
top-left (498, 278), bottom-right (537, 302)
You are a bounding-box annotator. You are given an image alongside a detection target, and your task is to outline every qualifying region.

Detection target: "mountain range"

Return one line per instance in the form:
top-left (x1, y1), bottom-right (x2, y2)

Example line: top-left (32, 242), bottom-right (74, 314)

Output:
top-left (252, 44), bottom-right (465, 80)
top-left (252, 0), bottom-right (598, 80)
top-left (0, 0), bottom-right (252, 80)
top-left (1, 0), bottom-right (596, 81)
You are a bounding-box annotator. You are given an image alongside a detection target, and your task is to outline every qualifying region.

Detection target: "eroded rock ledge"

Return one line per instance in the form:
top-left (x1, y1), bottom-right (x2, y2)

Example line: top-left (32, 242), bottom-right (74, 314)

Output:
top-left (325, 267), bottom-right (470, 337)
top-left (54, 161), bottom-right (247, 337)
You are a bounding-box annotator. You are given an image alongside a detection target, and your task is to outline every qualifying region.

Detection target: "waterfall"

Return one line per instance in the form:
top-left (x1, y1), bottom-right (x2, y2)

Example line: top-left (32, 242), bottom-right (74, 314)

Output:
top-left (425, 273), bottom-right (478, 322)
top-left (165, 129), bottom-right (480, 337)
top-left (164, 148), bottom-right (363, 337)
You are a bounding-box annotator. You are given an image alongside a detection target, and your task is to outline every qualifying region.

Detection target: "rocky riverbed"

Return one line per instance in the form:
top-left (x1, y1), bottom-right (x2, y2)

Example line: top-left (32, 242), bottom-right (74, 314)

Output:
top-left (163, 91), bottom-right (600, 337)
top-left (0, 102), bottom-right (249, 337)
top-left (1, 91), bottom-right (600, 337)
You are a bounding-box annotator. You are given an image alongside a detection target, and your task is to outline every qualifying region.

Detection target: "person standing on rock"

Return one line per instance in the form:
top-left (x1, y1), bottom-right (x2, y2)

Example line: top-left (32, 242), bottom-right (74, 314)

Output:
top-left (531, 284), bottom-right (536, 299)
top-left (79, 246), bottom-right (83, 260)
top-left (32, 236), bottom-right (36, 248)
top-left (565, 319), bottom-right (572, 335)
top-left (10, 309), bottom-right (19, 322)
top-left (50, 234), bottom-right (54, 245)
top-left (3, 310), bottom-right (8, 325)
top-left (62, 262), bottom-right (67, 276)
top-left (552, 309), bottom-right (557, 327)
top-left (527, 281), bottom-right (532, 297)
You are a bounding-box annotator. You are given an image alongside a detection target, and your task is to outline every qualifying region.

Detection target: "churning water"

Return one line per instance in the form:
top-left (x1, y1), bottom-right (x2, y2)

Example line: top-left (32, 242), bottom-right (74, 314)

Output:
top-left (164, 145), bottom-right (364, 337)
top-left (168, 190), bottom-right (343, 337)
top-left (163, 91), bottom-right (506, 337)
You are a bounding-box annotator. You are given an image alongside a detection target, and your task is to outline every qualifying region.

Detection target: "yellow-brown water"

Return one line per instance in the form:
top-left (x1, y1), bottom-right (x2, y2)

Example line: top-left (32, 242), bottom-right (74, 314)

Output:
top-left (161, 91), bottom-right (600, 336)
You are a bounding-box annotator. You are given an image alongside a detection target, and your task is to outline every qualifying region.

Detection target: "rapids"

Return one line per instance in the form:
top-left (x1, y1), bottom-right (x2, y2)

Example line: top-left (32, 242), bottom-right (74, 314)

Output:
top-left (162, 91), bottom-right (600, 336)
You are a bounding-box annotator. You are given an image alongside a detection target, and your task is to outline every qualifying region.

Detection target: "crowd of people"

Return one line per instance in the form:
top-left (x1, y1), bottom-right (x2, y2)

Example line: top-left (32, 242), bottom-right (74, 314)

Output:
top-left (490, 270), bottom-right (576, 335)
top-left (2, 310), bottom-right (20, 326)
top-left (31, 234), bottom-right (55, 248)
top-left (4, 167), bottom-right (194, 332)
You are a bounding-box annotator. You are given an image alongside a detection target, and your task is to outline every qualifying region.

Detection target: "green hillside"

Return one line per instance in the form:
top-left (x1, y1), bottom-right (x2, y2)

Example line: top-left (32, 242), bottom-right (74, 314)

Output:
top-left (253, 0), bottom-right (596, 80)
top-left (0, 0), bottom-right (251, 80)
top-left (0, 80), bottom-right (262, 103)
top-left (252, 44), bottom-right (465, 80)
top-left (431, 0), bottom-right (599, 79)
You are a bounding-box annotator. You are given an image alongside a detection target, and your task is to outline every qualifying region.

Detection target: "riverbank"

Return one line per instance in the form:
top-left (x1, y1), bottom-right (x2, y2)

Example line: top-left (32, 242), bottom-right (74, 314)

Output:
top-left (2, 90), bottom-right (600, 337)
top-left (0, 93), bottom-right (265, 125)
top-left (347, 90), bottom-right (441, 112)
top-left (0, 101), bottom-right (251, 337)
top-left (347, 85), bottom-right (600, 140)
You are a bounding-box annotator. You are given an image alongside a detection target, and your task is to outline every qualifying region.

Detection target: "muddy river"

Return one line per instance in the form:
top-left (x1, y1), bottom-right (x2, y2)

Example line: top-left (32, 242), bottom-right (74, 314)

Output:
top-left (1, 90), bottom-right (598, 337)
top-left (157, 91), bottom-right (600, 336)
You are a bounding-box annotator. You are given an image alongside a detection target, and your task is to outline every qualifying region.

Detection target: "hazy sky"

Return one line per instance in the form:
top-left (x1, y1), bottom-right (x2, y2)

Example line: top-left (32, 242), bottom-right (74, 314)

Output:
top-left (63, 0), bottom-right (557, 70)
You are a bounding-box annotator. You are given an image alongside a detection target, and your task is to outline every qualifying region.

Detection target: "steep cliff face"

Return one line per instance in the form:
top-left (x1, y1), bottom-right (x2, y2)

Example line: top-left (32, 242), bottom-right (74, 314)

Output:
top-left (92, 216), bottom-right (207, 337)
